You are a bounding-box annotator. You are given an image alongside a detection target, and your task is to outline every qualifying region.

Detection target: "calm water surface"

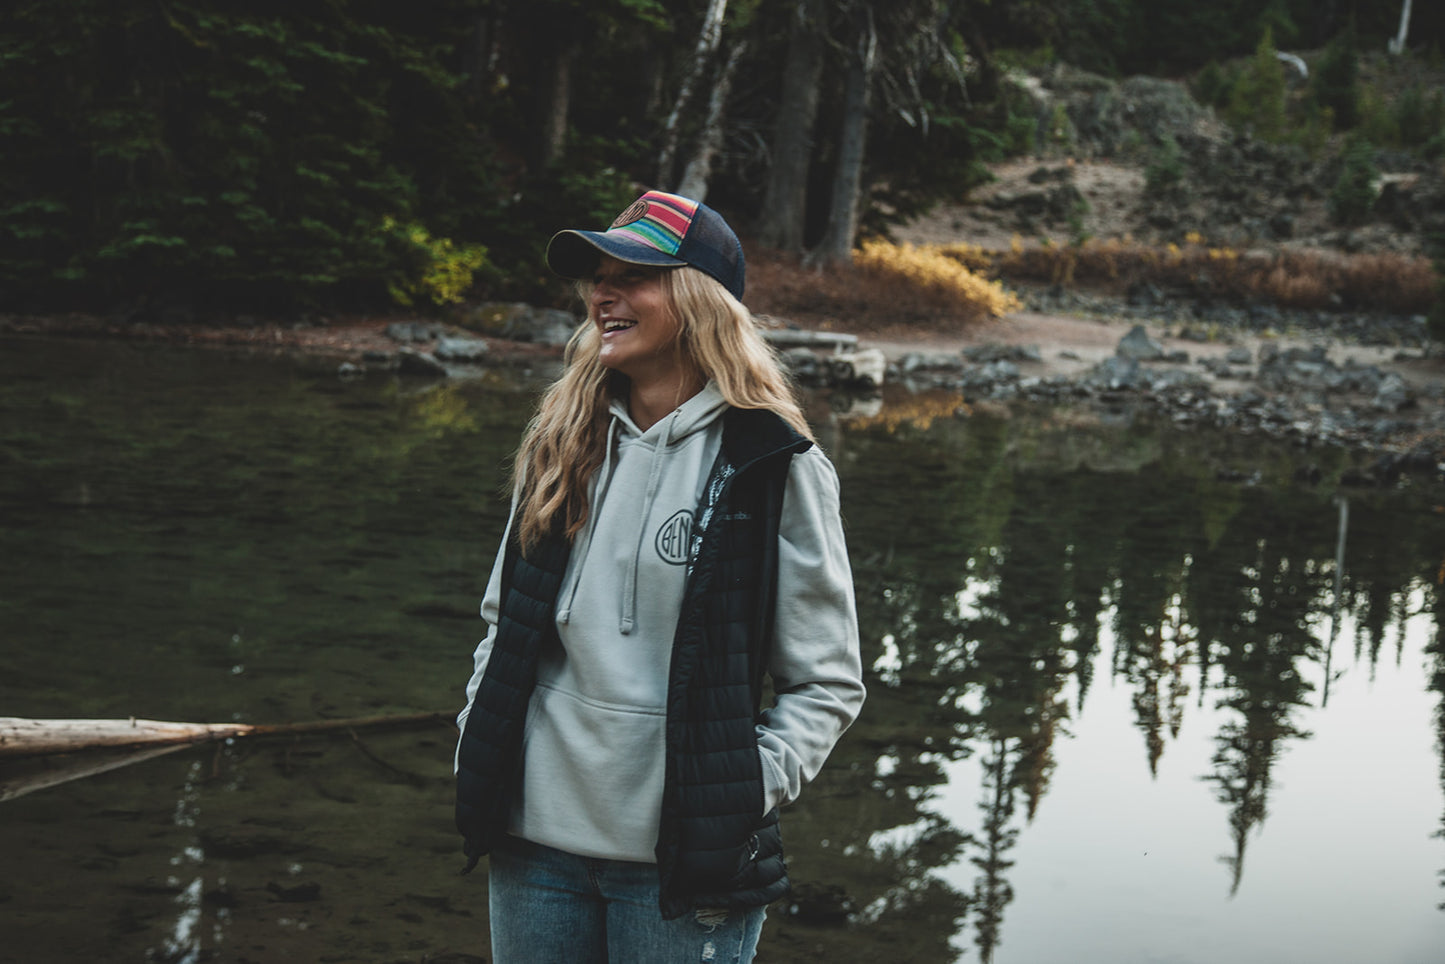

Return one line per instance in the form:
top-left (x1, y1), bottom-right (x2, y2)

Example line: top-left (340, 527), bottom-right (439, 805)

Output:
top-left (1, 336), bottom-right (1442, 963)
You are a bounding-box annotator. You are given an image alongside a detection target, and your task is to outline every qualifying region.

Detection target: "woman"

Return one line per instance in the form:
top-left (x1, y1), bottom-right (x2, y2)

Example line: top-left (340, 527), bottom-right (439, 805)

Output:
top-left (455, 190), bottom-right (865, 963)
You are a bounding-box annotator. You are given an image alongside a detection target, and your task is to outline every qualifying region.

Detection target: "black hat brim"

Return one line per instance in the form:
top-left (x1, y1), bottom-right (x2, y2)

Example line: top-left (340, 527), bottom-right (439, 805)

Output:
top-left (545, 230), bottom-right (687, 281)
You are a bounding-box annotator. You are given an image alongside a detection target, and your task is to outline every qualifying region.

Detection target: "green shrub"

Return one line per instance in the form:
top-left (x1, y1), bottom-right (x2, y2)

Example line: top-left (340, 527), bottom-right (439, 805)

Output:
top-left (1291, 102), bottom-right (1335, 158)
top-left (1394, 85), bottom-right (1445, 149)
top-left (1395, 86), bottom-right (1428, 147)
top-left (1145, 135), bottom-right (1186, 194)
top-left (1045, 102), bottom-right (1074, 153)
top-left (1194, 61), bottom-right (1235, 109)
top-left (1328, 137), bottom-right (1378, 226)
top-left (1002, 105), bottom-right (1039, 158)
top-left (1358, 85), bottom-right (1401, 147)
top-left (1311, 33), bottom-right (1360, 129)
top-left (1226, 30), bottom-right (1287, 141)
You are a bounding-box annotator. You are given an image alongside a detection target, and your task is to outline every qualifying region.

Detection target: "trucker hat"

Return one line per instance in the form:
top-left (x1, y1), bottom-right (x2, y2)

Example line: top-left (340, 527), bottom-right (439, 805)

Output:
top-left (545, 190), bottom-right (746, 300)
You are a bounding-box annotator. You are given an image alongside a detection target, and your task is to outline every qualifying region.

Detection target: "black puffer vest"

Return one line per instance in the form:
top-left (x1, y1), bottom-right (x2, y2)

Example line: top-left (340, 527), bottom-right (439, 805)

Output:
top-left (455, 407), bottom-right (811, 919)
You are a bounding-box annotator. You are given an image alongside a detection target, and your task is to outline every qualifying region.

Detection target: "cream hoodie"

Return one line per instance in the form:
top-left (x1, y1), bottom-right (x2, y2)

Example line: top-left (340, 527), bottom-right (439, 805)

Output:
top-left (457, 383), bottom-right (864, 863)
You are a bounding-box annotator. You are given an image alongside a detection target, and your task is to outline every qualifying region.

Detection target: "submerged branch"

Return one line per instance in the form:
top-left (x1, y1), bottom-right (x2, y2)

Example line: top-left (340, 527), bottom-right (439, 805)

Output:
top-left (0, 711), bottom-right (453, 759)
top-left (0, 712), bottom-right (455, 802)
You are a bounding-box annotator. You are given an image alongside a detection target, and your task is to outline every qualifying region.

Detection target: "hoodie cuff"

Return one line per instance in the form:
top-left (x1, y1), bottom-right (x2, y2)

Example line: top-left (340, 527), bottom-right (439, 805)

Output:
top-left (758, 744), bottom-right (786, 816)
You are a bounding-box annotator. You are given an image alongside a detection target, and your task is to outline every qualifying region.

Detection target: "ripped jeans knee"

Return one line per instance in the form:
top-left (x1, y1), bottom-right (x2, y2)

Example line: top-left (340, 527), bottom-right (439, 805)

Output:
top-left (694, 906), bottom-right (730, 930)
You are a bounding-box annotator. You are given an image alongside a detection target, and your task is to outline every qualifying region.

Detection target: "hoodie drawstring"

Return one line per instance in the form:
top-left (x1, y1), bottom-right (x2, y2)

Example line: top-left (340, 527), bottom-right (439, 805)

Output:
top-left (620, 407), bottom-right (681, 634)
top-left (557, 417), bottom-right (619, 625)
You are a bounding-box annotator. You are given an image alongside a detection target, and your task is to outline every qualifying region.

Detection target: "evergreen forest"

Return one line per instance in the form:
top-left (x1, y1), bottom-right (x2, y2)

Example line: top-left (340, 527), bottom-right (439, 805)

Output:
top-left (2, 0), bottom-right (1441, 315)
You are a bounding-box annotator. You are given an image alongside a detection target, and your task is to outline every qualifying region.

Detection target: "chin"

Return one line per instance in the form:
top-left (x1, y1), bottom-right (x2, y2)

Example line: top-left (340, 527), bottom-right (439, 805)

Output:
top-left (598, 356), bottom-right (634, 378)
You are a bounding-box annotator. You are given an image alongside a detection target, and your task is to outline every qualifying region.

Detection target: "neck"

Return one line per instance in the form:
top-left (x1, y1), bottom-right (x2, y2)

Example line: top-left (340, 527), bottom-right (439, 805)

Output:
top-left (627, 370), bottom-right (705, 432)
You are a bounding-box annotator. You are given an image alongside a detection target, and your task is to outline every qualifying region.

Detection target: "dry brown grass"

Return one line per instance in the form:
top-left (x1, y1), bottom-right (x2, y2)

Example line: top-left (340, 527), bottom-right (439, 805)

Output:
top-left (744, 235), bottom-right (1438, 334)
top-left (985, 235), bottom-right (1437, 314)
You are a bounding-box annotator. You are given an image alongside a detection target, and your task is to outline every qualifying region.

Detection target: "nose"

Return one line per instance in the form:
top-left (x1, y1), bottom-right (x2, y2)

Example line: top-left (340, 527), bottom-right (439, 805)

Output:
top-left (590, 280), bottom-right (615, 311)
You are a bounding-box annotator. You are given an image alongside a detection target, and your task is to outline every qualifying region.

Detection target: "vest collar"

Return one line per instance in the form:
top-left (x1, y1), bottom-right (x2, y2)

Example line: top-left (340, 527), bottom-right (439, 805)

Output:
top-left (720, 407), bottom-right (812, 475)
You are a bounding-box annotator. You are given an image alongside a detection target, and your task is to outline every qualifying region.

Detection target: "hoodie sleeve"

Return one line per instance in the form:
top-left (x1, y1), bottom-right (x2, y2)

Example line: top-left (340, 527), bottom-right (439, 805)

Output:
top-left (453, 502), bottom-right (515, 773)
top-left (755, 445), bottom-right (866, 814)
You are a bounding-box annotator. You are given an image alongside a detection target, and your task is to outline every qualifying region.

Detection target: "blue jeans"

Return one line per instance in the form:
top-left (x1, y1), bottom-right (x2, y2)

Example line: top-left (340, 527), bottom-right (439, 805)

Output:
top-left (488, 836), bottom-right (767, 964)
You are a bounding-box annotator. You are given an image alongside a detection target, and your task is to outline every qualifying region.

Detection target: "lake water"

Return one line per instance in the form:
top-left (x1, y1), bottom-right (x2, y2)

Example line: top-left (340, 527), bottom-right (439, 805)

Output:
top-left (2, 336), bottom-right (1443, 963)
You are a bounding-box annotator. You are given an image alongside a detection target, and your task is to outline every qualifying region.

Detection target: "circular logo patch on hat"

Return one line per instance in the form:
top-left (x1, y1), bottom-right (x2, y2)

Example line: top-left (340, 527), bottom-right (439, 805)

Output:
top-left (611, 199), bottom-right (650, 229)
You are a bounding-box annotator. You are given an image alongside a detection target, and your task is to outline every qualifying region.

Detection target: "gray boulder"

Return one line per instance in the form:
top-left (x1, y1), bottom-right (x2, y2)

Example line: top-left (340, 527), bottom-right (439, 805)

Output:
top-left (434, 336), bottom-right (490, 362)
top-left (983, 360), bottom-right (1022, 382)
top-left (779, 348), bottom-right (821, 379)
top-left (1147, 368), bottom-right (1210, 392)
top-left (396, 348), bottom-right (448, 377)
top-left (1372, 373), bottom-right (1413, 412)
top-left (465, 302), bottom-right (580, 347)
top-left (899, 352), bottom-right (964, 373)
top-left (386, 321), bottom-right (444, 343)
top-left (1117, 325), bottom-right (1165, 361)
top-left (1086, 355), bottom-right (1143, 390)
top-left (963, 343), bottom-right (1043, 364)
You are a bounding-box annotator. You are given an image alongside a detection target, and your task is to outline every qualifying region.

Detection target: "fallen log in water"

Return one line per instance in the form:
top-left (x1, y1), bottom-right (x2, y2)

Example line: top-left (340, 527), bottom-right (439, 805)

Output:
top-left (0, 711), bottom-right (456, 802)
top-left (0, 711), bottom-right (452, 759)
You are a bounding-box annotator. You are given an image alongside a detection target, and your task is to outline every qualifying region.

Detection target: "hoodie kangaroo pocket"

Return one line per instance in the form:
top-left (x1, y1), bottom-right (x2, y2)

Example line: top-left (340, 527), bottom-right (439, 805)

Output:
top-left (514, 683), bottom-right (667, 861)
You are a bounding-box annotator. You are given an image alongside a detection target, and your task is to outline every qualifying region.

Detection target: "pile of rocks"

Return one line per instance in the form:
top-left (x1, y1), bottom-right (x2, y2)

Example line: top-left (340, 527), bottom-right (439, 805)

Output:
top-left (871, 324), bottom-right (1445, 463)
top-left (1022, 283), bottom-right (1433, 349)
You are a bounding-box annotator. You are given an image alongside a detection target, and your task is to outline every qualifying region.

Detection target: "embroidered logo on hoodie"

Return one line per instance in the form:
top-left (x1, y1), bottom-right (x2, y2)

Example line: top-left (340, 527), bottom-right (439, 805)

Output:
top-left (655, 510), bottom-right (693, 565)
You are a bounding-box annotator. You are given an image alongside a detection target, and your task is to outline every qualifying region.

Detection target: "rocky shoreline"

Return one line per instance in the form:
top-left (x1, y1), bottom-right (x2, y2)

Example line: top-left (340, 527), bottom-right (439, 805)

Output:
top-left (862, 333), bottom-right (1440, 479)
top-left (792, 287), bottom-right (1445, 476)
top-left (7, 292), bottom-right (1445, 477)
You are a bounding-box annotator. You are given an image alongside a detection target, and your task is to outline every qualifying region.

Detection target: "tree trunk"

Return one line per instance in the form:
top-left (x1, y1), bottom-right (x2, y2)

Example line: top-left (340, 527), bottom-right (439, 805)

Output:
top-left (676, 42), bottom-right (747, 202)
top-left (810, 11), bottom-right (876, 265)
top-left (756, 0), bottom-right (828, 251)
top-left (959, 19), bottom-right (997, 103)
top-left (463, 14), bottom-right (497, 102)
top-left (1388, 0), bottom-right (1412, 54)
top-left (658, 0), bottom-right (730, 189)
top-left (540, 40), bottom-right (578, 167)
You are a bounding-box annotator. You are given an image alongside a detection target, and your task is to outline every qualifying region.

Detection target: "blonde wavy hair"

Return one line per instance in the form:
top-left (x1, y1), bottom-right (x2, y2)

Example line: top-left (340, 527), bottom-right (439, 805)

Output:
top-left (512, 265), bottom-right (813, 551)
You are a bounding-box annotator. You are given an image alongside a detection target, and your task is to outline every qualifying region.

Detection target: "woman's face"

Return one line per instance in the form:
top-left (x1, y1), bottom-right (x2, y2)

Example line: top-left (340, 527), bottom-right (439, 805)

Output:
top-left (590, 256), bottom-right (683, 384)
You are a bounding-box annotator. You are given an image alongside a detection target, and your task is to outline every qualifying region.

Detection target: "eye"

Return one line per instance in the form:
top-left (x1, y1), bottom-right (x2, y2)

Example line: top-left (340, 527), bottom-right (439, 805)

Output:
top-left (594, 264), bottom-right (656, 287)
top-left (595, 268), bottom-right (640, 285)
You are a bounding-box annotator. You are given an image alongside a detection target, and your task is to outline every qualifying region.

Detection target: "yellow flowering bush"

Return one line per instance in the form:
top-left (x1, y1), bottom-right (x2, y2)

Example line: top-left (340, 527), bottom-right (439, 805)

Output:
top-left (383, 216), bottom-right (489, 309)
top-left (854, 240), bottom-right (1021, 320)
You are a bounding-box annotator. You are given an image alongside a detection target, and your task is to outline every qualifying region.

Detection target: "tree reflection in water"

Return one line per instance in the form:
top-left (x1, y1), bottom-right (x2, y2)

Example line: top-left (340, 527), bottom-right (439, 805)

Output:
top-left (1431, 587), bottom-right (1445, 912)
top-left (3, 350), bottom-right (1442, 962)
top-left (771, 394), bottom-right (1445, 962)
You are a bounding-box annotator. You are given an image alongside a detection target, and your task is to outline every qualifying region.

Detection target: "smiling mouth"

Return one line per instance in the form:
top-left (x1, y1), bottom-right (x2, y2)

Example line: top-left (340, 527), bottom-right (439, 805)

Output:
top-left (602, 319), bottom-right (636, 332)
